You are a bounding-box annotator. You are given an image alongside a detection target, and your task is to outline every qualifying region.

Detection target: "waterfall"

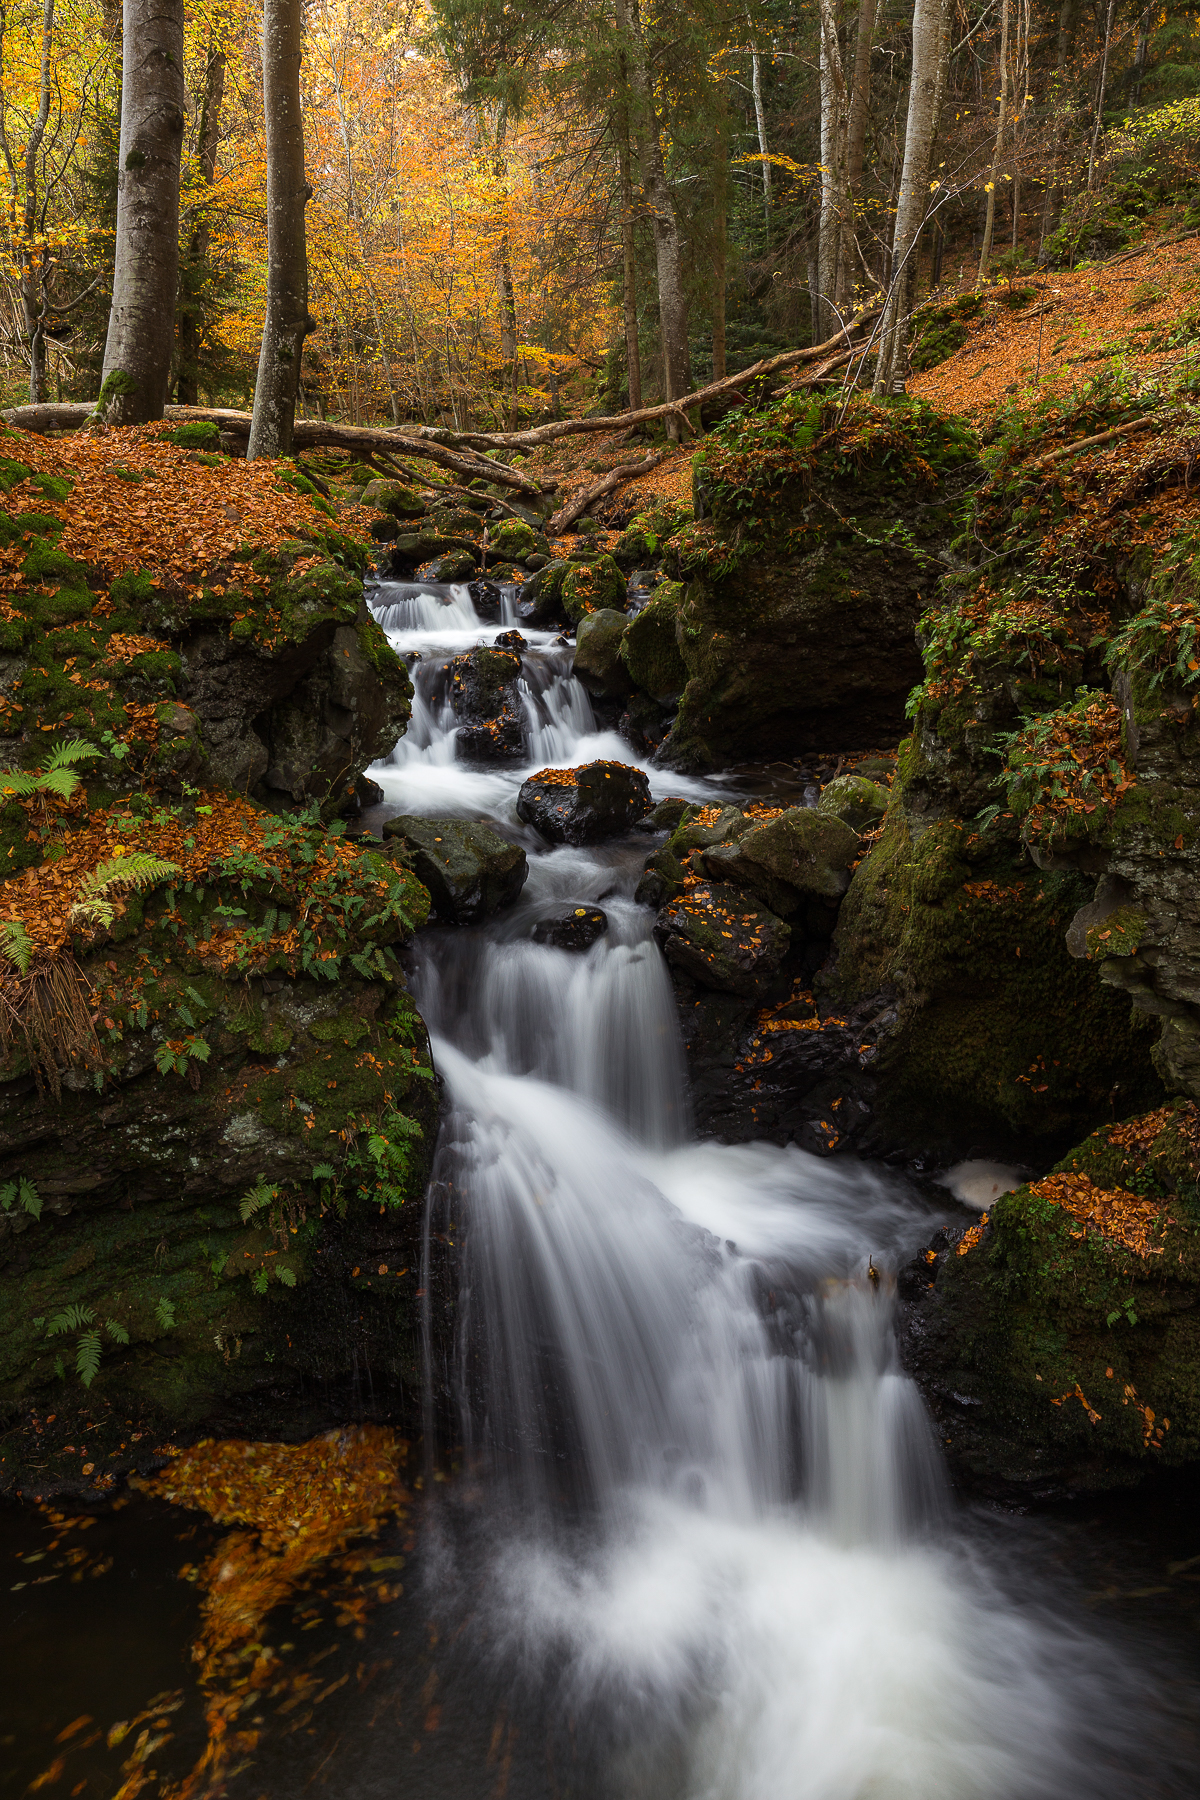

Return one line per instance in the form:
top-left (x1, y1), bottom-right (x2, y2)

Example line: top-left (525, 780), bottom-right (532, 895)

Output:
top-left (365, 570), bottom-right (1171, 1800)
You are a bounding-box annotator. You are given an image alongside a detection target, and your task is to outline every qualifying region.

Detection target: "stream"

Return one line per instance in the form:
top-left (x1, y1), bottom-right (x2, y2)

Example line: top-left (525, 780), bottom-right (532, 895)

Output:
top-left (4, 579), bottom-right (1200, 1798)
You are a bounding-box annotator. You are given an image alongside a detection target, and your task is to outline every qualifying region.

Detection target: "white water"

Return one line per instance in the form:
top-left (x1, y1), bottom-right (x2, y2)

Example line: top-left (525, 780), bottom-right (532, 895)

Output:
top-left (374, 577), bottom-right (1171, 1799)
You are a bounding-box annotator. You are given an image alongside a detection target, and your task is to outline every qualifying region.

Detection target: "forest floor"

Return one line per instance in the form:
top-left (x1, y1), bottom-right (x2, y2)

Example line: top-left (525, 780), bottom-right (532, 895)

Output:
top-left (909, 231), bottom-right (1200, 419)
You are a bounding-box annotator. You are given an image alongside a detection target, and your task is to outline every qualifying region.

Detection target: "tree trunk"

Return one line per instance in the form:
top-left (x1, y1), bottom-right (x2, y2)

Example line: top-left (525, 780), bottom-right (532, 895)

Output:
top-left (711, 91), bottom-right (728, 381)
top-left (248, 0), bottom-right (311, 460)
top-left (873, 0), bottom-right (951, 393)
top-left (621, 0), bottom-right (690, 429)
top-left (101, 0), bottom-right (186, 423)
top-left (1038, 0), bottom-right (1076, 255)
top-left (613, 45), bottom-right (643, 410)
top-left (1132, 4), bottom-right (1152, 102)
top-left (16, 0), bottom-right (54, 404)
top-left (817, 0), bottom-right (849, 342)
top-left (840, 0), bottom-right (878, 307)
top-left (748, 22), bottom-right (771, 235)
top-left (1087, 0), bottom-right (1118, 192)
top-left (976, 0), bottom-right (1010, 285)
top-left (176, 45), bottom-right (225, 406)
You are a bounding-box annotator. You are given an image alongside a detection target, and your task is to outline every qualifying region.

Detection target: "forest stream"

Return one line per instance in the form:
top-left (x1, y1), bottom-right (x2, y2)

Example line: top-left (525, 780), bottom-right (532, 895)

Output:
top-left (6, 579), bottom-right (1200, 1799)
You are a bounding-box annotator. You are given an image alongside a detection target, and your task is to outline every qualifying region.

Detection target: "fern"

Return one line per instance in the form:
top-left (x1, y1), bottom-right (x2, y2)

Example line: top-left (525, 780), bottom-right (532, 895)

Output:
top-left (239, 1178), bottom-right (276, 1223)
top-left (0, 740), bottom-right (101, 806)
top-left (0, 1177), bottom-right (40, 1219)
top-left (106, 1318), bottom-right (130, 1345)
top-left (71, 852), bottom-right (182, 929)
top-left (46, 1304), bottom-right (129, 1386)
top-left (155, 1296), bottom-right (176, 1330)
top-left (75, 1330), bottom-right (102, 1386)
top-left (278, 1267), bottom-right (296, 1287)
top-left (47, 1303), bottom-right (96, 1335)
top-left (0, 919), bottom-right (33, 974)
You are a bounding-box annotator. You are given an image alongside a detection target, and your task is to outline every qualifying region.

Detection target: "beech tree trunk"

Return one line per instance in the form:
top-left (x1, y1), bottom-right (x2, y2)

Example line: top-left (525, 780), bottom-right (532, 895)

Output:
top-left (873, 0), bottom-right (951, 393)
top-left (248, 0), bottom-right (311, 460)
top-left (101, 0), bottom-right (186, 423)
top-left (176, 45), bottom-right (225, 406)
top-left (711, 92), bottom-right (728, 381)
top-left (840, 0), bottom-right (878, 308)
top-left (621, 0), bottom-right (690, 431)
top-left (976, 0), bottom-right (1010, 284)
top-left (1086, 0), bottom-right (1118, 192)
top-left (614, 74), bottom-right (643, 411)
top-left (1039, 0), bottom-right (1076, 255)
top-left (748, 21), bottom-right (771, 234)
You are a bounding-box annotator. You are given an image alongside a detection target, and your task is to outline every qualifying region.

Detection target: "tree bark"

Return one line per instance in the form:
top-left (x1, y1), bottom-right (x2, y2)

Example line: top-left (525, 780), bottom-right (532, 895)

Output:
top-left (101, 0), bottom-right (186, 423)
top-left (1038, 0), bottom-right (1076, 256)
top-left (613, 42), bottom-right (643, 410)
top-left (15, 0), bottom-right (54, 404)
top-left (1131, 3), bottom-right (1152, 102)
top-left (840, 0), bottom-right (878, 307)
top-left (176, 45), bottom-right (225, 406)
top-left (621, 0), bottom-right (691, 431)
top-left (873, 0), bottom-right (951, 392)
top-left (711, 91), bottom-right (728, 381)
top-left (976, 0), bottom-right (1010, 285)
top-left (816, 0), bottom-right (849, 343)
top-left (1086, 0), bottom-right (1118, 193)
top-left (248, 0), bottom-right (311, 459)
top-left (748, 22), bottom-right (771, 234)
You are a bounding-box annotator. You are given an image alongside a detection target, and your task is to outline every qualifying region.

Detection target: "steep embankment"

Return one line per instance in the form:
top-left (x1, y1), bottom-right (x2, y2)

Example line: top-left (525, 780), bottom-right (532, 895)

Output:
top-left (0, 420), bottom-right (438, 1497)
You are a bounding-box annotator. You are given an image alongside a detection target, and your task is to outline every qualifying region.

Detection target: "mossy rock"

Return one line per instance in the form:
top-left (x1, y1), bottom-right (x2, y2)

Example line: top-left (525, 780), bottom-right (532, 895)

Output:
top-left (817, 774), bottom-right (891, 834)
top-left (573, 609), bottom-right (633, 698)
top-left (488, 517), bottom-right (544, 563)
top-left (620, 583), bottom-right (687, 702)
top-left (561, 554), bottom-right (625, 624)
top-left (360, 480), bottom-right (426, 519)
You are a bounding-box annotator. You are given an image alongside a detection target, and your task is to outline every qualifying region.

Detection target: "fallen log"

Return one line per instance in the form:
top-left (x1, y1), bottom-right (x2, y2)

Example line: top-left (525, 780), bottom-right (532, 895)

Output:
top-left (546, 451), bottom-right (666, 534)
top-left (0, 402), bottom-right (553, 499)
top-left (1037, 414), bottom-right (1161, 464)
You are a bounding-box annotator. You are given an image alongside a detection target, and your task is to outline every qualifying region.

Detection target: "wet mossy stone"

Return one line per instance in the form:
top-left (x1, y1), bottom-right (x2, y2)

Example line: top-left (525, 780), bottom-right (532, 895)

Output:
top-left (702, 808), bottom-right (859, 916)
top-left (561, 554), bottom-right (626, 624)
top-left (531, 906), bottom-right (608, 951)
top-left (447, 646), bottom-right (524, 762)
top-left (650, 796), bottom-right (695, 832)
top-left (488, 517), bottom-right (543, 563)
top-left (382, 815), bottom-right (528, 922)
top-left (167, 421), bottom-right (221, 450)
top-left (360, 480), bottom-right (426, 519)
top-left (420, 549), bottom-right (477, 582)
top-left (654, 880), bottom-right (790, 998)
top-left (817, 774), bottom-right (891, 834)
top-left (517, 760), bottom-right (652, 844)
top-left (573, 609), bottom-right (633, 698)
top-left (620, 583), bottom-right (687, 702)
top-left (522, 559), bottom-right (570, 626)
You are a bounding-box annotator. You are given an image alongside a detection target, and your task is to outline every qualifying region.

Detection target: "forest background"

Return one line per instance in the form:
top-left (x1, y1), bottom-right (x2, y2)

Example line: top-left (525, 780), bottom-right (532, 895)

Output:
top-left (4, 0), bottom-right (1200, 434)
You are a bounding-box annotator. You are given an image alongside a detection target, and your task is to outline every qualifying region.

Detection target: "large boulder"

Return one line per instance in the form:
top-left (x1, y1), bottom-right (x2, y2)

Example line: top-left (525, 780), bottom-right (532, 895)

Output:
top-left (620, 582), bottom-right (687, 701)
top-left (573, 609), bottom-right (634, 698)
top-left (655, 394), bottom-right (977, 770)
top-left (561, 554), bottom-right (626, 624)
top-left (702, 808), bottom-right (859, 916)
top-left (517, 760), bottom-right (651, 844)
top-left (654, 881), bottom-right (790, 999)
top-left (448, 645), bottom-right (525, 761)
top-left (382, 814), bottom-right (528, 922)
top-left (817, 773), bottom-right (891, 834)
top-left (360, 479), bottom-right (426, 519)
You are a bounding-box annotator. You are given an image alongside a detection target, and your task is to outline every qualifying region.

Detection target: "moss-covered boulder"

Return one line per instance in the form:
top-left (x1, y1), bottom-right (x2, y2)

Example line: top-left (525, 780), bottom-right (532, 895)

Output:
top-left (447, 645), bottom-right (524, 761)
top-left (360, 480), bottom-right (426, 519)
top-left (381, 815), bottom-right (527, 922)
top-left (905, 1101), bottom-right (1200, 1493)
top-left (656, 394), bottom-right (977, 770)
top-left (488, 516), bottom-right (546, 564)
top-left (703, 808), bottom-right (859, 917)
top-left (620, 583), bottom-right (687, 702)
top-left (817, 774), bottom-right (891, 834)
top-left (561, 554), bottom-right (626, 623)
top-left (572, 608), bottom-right (633, 698)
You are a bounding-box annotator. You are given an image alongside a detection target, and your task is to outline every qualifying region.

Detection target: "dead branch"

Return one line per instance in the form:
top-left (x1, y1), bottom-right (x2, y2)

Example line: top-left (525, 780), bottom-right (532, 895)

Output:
top-left (547, 451), bottom-right (666, 534)
top-left (1037, 415), bottom-right (1160, 464)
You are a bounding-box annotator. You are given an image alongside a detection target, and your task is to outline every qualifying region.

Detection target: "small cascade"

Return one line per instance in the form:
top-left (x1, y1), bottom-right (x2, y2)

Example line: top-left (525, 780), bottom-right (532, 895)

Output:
top-left (370, 579), bottom-right (481, 637)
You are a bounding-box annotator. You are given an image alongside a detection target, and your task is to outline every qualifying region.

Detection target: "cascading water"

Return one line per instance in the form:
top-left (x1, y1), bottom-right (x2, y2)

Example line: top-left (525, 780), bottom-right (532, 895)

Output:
top-left (365, 577), bottom-right (1184, 1799)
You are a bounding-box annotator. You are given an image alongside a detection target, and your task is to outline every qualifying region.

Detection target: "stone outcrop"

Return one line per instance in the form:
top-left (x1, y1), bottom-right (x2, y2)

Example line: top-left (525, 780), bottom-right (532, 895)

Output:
top-left (382, 815), bottom-right (528, 922)
top-left (516, 760), bottom-right (652, 844)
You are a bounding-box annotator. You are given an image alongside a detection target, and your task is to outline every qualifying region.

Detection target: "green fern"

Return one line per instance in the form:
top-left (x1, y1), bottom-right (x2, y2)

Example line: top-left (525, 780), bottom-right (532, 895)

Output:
top-left (155, 1296), bottom-right (176, 1330)
top-left (0, 919), bottom-right (33, 974)
top-left (71, 852), bottom-right (182, 928)
top-left (0, 1177), bottom-right (40, 1219)
top-left (239, 1178), bottom-right (277, 1223)
top-left (76, 1330), bottom-right (102, 1386)
top-left (1, 739), bottom-right (101, 805)
top-left (47, 1303), bottom-right (96, 1336)
top-left (46, 1305), bottom-right (129, 1386)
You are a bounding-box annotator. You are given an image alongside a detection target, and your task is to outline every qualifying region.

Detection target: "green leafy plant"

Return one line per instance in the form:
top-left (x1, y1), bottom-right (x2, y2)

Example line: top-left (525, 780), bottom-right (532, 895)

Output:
top-left (0, 1177), bottom-right (40, 1219)
top-left (239, 1177), bottom-right (278, 1223)
top-left (0, 919), bottom-right (33, 973)
top-left (154, 1032), bottom-right (211, 1079)
top-left (71, 851), bottom-right (182, 930)
top-left (46, 1304), bottom-right (130, 1386)
top-left (155, 1296), bottom-right (176, 1330)
top-left (0, 739), bottom-right (101, 810)
top-left (1107, 1296), bottom-right (1138, 1328)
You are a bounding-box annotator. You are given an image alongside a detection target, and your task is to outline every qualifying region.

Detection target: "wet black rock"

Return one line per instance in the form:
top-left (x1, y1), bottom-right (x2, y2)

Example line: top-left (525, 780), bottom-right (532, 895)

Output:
top-left (653, 881), bottom-right (790, 999)
top-left (448, 646), bottom-right (525, 761)
top-left (494, 630), bottom-right (527, 651)
top-left (382, 815), bottom-right (528, 922)
top-left (531, 907), bottom-right (609, 951)
top-left (467, 578), bottom-right (505, 621)
top-left (516, 760), bottom-right (652, 844)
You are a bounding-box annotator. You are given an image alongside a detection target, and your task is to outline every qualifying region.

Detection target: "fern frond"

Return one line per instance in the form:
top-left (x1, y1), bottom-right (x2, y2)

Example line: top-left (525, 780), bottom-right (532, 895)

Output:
top-left (18, 1178), bottom-right (39, 1220)
top-left (47, 1303), bottom-right (95, 1335)
top-left (155, 1297), bottom-right (176, 1330)
top-left (46, 740), bottom-right (103, 772)
top-left (105, 1318), bottom-right (130, 1345)
top-left (70, 854), bottom-right (182, 927)
top-left (39, 767), bottom-right (86, 801)
top-left (239, 1178), bottom-right (275, 1223)
top-left (0, 772), bottom-right (36, 797)
top-left (0, 919), bottom-right (33, 974)
top-left (75, 1330), bottom-right (102, 1386)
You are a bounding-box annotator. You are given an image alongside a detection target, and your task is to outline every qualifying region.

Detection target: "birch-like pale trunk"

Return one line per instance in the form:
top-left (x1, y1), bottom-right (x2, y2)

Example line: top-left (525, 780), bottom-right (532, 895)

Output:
top-left (748, 20), bottom-right (771, 233)
top-left (816, 0), bottom-right (848, 343)
top-left (247, 0), bottom-right (311, 459)
top-left (176, 45), bottom-right (225, 405)
top-left (1086, 0), bottom-right (1118, 192)
top-left (711, 93), bottom-right (729, 380)
top-left (976, 0), bottom-right (1010, 285)
top-left (101, 0), bottom-right (186, 423)
top-left (622, 0), bottom-right (690, 429)
top-left (873, 0), bottom-right (951, 393)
